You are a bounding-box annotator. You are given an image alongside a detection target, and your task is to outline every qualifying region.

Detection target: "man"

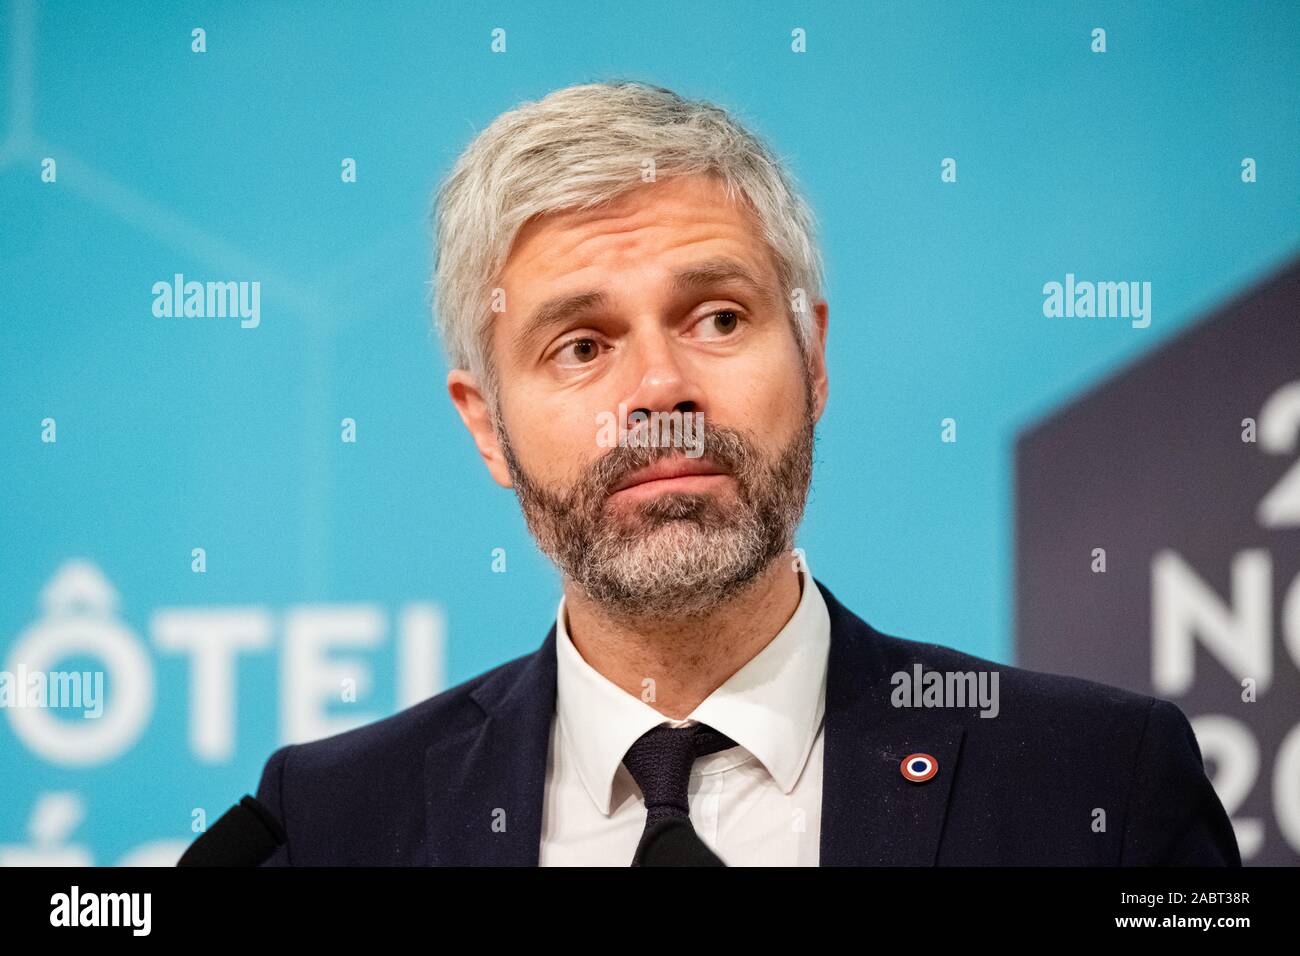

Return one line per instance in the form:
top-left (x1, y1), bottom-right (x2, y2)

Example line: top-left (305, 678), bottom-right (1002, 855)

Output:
top-left (254, 81), bottom-right (1239, 866)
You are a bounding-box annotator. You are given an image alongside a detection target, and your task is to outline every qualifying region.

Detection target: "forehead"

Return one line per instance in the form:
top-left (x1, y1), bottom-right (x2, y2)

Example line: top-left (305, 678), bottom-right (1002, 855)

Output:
top-left (499, 174), bottom-right (779, 291)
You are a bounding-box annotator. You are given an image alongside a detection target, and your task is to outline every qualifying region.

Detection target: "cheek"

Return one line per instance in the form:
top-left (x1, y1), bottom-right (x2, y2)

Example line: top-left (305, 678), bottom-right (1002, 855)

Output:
top-left (502, 389), bottom-right (606, 485)
top-left (709, 340), bottom-right (807, 440)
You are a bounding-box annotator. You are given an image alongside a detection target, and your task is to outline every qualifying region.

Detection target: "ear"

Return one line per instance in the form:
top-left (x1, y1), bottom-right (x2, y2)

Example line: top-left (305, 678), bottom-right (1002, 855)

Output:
top-left (807, 299), bottom-right (830, 423)
top-left (447, 369), bottom-right (514, 488)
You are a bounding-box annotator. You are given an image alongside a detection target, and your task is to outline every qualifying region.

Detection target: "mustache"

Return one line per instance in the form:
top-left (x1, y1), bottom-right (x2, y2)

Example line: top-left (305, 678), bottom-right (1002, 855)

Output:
top-left (588, 426), bottom-right (752, 498)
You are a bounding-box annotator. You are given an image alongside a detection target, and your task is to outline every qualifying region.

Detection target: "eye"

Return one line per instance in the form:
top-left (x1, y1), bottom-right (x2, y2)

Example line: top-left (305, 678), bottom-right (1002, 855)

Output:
top-left (552, 336), bottom-right (603, 367)
top-left (694, 309), bottom-right (743, 339)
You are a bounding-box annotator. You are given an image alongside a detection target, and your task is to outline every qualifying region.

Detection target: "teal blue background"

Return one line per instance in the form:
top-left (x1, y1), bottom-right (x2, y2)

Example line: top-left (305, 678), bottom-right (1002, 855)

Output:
top-left (1, 0), bottom-right (1298, 863)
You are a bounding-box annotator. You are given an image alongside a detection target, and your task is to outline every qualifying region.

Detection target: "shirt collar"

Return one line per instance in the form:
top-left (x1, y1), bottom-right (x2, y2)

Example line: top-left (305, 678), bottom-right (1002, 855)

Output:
top-left (554, 562), bottom-right (830, 815)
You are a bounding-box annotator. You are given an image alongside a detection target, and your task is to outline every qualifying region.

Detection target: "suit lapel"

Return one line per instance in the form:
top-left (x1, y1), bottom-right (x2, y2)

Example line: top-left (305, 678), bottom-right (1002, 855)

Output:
top-left (817, 581), bottom-right (965, 865)
top-left (423, 625), bottom-right (557, 866)
top-left (422, 582), bottom-right (966, 866)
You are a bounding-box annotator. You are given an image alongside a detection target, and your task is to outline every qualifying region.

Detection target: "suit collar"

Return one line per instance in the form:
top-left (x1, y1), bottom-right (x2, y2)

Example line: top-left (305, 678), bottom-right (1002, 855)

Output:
top-left (423, 577), bottom-right (964, 866)
top-left (423, 625), bottom-right (558, 866)
top-left (817, 580), bottom-right (965, 865)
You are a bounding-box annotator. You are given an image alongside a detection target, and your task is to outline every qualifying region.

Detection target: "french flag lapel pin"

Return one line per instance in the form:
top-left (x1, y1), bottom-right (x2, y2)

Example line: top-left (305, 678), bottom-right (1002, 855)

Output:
top-left (900, 752), bottom-right (938, 783)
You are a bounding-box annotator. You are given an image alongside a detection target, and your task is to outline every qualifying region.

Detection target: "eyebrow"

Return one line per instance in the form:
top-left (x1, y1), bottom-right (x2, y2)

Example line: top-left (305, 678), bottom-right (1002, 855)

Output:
top-left (670, 257), bottom-right (776, 306)
top-left (513, 256), bottom-right (777, 361)
top-left (514, 290), bottom-right (610, 362)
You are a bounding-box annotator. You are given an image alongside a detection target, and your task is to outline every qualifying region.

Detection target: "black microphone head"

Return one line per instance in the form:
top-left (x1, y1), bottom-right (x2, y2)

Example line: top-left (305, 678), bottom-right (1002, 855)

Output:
top-left (177, 795), bottom-right (286, 867)
top-left (632, 818), bottom-right (726, 867)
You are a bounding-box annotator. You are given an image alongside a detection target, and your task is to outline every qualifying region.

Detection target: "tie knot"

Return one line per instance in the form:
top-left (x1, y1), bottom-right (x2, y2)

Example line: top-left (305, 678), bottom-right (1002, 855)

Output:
top-left (622, 722), bottom-right (738, 828)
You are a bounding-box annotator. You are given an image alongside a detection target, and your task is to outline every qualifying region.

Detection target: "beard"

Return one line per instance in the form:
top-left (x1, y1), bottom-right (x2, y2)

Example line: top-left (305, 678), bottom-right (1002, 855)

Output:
top-left (494, 376), bottom-right (816, 620)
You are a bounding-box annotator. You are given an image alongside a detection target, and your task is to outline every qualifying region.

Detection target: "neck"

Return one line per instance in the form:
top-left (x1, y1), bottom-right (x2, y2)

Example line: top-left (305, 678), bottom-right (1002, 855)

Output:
top-left (562, 558), bottom-right (804, 720)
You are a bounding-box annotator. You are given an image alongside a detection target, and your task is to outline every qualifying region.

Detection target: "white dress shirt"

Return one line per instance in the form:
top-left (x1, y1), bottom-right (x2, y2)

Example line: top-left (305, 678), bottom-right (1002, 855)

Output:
top-left (539, 564), bottom-right (830, 866)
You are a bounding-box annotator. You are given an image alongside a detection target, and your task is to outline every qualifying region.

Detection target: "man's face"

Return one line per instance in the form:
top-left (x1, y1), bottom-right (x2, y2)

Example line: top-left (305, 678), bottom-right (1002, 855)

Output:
top-left (450, 174), bottom-right (829, 617)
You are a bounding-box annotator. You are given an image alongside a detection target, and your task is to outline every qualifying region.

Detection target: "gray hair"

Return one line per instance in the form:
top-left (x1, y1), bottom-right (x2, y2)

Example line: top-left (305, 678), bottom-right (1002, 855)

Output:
top-left (430, 81), bottom-right (825, 400)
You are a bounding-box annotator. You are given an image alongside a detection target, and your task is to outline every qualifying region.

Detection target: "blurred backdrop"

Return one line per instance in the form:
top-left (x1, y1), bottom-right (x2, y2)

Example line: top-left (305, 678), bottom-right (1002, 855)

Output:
top-left (1, 0), bottom-right (1297, 865)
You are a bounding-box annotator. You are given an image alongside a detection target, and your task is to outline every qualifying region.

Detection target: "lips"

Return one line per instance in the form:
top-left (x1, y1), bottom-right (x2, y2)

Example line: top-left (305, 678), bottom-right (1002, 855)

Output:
top-left (608, 457), bottom-right (729, 495)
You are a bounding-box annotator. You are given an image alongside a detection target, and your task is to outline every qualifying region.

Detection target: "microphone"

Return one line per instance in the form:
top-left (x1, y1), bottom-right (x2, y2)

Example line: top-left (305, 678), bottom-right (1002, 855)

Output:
top-left (632, 818), bottom-right (726, 866)
top-left (177, 795), bottom-right (287, 867)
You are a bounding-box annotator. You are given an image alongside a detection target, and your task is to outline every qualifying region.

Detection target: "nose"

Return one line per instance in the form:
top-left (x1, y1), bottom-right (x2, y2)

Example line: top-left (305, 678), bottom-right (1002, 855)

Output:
top-left (621, 328), bottom-right (706, 434)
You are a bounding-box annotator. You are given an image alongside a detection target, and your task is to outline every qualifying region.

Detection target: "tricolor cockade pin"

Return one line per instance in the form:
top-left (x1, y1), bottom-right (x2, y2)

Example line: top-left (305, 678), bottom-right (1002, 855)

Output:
top-left (901, 753), bottom-right (938, 783)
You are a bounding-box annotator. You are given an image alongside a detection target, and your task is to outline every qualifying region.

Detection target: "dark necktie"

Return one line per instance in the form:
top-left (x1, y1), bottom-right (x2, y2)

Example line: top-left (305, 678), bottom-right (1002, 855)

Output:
top-left (622, 722), bottom-right (738, 864)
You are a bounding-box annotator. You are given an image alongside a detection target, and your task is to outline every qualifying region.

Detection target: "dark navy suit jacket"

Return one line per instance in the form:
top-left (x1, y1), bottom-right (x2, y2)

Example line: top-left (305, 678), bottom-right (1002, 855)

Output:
top-left (254, 579), bottom-right (1240, 866)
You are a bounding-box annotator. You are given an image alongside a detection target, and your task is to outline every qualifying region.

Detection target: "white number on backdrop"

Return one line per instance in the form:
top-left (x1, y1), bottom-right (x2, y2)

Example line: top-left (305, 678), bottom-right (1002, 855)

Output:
top-left (1257, 381), bottom-right (1300, 528)
top-left (1190, 715), bottom-right (1263, 858)
top-left (1149, 378), bottom-right (1300, 860)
